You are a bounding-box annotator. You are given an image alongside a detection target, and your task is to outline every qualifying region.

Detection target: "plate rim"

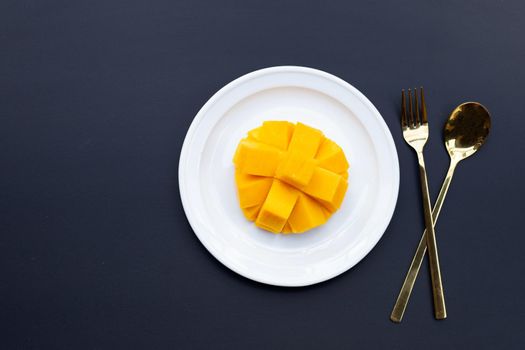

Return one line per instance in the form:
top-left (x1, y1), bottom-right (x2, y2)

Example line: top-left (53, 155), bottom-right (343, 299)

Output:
top-left (179, 65), bottom-right (399, 286)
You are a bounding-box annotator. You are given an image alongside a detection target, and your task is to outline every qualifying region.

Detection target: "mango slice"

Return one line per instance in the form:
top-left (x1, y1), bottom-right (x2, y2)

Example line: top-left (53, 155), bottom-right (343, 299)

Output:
top-left (288, 193), bottom-right (328, 233)
top-left (255, 179), bottom-right (299, 233)
top-left (234, 139), bottom-right (282, 176)
top-left (233, 121), bottom-right (349, 234)
top-left (288, 122), bottom-right (325, 158)
top-left (235, 171), bottom-right (274, 208)
top-left (316, 139), bottom-right (349, 174)
top-left (249, 121), bottom-right (294, 150)
top-left (275, 151), bottom-right (317, 188)
top-left (302, 167), bottom-right (347, 213)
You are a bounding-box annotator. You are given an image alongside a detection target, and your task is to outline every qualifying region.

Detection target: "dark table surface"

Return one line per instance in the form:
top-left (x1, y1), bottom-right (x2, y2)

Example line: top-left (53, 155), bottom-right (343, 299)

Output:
top-left (2, 1), bottom-right (525, 349)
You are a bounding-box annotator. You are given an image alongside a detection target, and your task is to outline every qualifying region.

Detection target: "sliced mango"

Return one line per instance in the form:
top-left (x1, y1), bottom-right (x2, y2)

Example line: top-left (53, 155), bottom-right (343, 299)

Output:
top-left (233, 139), bottom-right (282, 176)
top-left (233, 121), bottom-right (349, 234)
top-left (302, 167), bottom-right (348, 212)
top-left (288, 193), bottom-right (328, 233)
top-left (235, 171), bottom-right (274, 208)
top-left (241, 204), bottom-right (262, 221)
top-left (249, 121), bottom-right (294, 150)
top-left (275, 151), bottom-right (317, 188)
top-left (255, 179), bottom-right (299, 233)
top-left (288, 122), bottom-right (325, 158)
top-left (316, 139), bottom-right (349, 174)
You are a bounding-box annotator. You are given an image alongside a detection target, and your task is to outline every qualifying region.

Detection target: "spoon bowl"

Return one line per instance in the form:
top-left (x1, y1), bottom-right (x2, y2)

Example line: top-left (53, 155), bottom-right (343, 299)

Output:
top-left (444, 102), bottom-right (491, 162)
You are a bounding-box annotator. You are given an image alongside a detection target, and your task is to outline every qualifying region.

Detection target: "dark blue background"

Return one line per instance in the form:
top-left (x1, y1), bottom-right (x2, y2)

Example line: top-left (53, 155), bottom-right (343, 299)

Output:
top-left (2, 0), bottom-right (524, 349)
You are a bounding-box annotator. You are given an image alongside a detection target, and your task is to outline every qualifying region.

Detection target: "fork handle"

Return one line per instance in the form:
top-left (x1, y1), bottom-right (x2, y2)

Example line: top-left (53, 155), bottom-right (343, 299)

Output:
top-left (391, 160), bottom-right (457, 322)
top-left (416, 151), bottom-right (447, 320)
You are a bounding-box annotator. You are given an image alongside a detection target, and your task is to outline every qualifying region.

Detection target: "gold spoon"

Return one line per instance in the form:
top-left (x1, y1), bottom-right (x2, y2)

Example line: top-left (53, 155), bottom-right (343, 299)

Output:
top-left (391, 102), bottom-right (491, 322)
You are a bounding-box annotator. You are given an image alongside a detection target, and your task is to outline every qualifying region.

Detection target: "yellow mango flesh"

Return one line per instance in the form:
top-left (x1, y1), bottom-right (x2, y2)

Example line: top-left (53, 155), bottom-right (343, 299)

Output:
top-left (249, 121), bottom-right (294, 150)
top-left (233, 121), bottom-right (349, 234)
top-left (234, 139), bottom-right (282, 176)
top-left (288, 193), bottom-right (328, 233)
top-left (255, 179), bottom-right (299, 233)
top-left (282, 222), bottom-right (293, 234)
top-left (275, 151), bottom-right (317, 188)
top-left (302, 167), bottom-right (348, 212)
top-left (241, 205), bottom-right (262, 221)
top-left (235, 171), bottom-right (274, 208)
top-left (316, 139), bottom-right (349, 174)
top-left (288, 122), bottom-right (325, 158)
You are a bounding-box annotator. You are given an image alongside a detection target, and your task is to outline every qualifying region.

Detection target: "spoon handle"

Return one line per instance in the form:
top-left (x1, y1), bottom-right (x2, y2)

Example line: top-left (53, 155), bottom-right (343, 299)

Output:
top-left (391, 160), bottom-right (458, 322)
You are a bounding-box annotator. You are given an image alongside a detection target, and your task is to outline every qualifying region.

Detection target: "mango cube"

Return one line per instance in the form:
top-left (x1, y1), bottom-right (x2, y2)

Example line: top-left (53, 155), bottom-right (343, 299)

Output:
top-left (302, 167), bottom-right (348, 212)
top-left (288, 122), bottom-right (325, 158)
top-left (316, 139), bottom-right (349, 174)
top-left (249, 121), bottom-right (294, 150)
top-left (275, 151), bottom-right (317, 188)
top-left (235, 171), bottom-right (274, 208)
top-left (233, 139), bottom-right (282, 176)
top-left (288, 193), bottom-right (328, 233)
top-left (255, 179), bottom-right (299, 233)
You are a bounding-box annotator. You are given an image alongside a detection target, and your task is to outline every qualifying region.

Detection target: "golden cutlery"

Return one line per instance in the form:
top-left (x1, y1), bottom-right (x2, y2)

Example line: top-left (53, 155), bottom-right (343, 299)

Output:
top-left (398, 88), bottom-right (446, 320)
top-left (391, 102), bottom-right (491, 322)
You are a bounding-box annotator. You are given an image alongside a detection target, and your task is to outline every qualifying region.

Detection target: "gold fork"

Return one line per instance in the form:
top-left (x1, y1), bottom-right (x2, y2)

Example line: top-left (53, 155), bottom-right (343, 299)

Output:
top-left (392, 88), bottom-right (446, 321)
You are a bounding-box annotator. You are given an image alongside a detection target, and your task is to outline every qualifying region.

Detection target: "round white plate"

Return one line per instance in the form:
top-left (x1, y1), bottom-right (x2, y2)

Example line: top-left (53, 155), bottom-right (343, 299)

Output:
top-left (179, 66), bottom-right (399, 286)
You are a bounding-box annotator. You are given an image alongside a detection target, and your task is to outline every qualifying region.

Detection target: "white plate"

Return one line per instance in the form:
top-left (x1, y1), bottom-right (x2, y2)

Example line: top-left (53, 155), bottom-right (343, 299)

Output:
top-left (179, 66), bottom-right (399, 286)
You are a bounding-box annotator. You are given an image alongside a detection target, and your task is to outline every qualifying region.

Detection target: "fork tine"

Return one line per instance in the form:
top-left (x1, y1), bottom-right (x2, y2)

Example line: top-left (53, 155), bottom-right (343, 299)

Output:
top-left (408, 88), bottom-right (414, 127)
top-left (414, 87), bottom-right (420, 126)
top-left (420, 87), bottom-right (428, 124)
top-left (401, 90), bottom-right (408, 128)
